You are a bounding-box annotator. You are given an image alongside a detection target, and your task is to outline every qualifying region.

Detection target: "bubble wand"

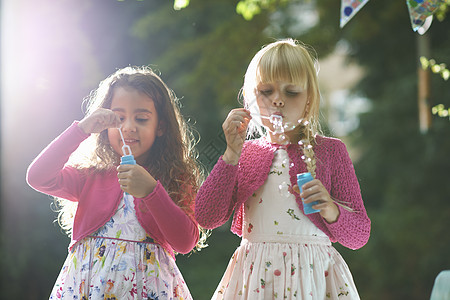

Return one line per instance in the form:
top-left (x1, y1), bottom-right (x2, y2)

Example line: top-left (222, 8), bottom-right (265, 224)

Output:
top-left (118, 127), bottom-right (136, 165)
top-left (250, 113), bottom-right (301, 134)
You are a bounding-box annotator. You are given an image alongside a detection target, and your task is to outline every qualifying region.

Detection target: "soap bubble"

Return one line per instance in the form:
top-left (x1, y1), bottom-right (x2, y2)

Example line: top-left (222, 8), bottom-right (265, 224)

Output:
top-left (278, 134), bottom-right (288, 145)
top-left (278, 181), bottom-right (291, 197)
top-left (270, 115), bottom-right (284, 134)
top-left (283, 121), bottom-right (297, 132)
top-left (251, 112), bottom-right (310, 145)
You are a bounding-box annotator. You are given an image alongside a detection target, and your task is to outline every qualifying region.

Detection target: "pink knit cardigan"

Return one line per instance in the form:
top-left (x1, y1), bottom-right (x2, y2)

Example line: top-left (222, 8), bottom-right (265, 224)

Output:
top-left (26, 122), bottom-right (199, 257)
top-left (195, 136), bottom-right (370, 250)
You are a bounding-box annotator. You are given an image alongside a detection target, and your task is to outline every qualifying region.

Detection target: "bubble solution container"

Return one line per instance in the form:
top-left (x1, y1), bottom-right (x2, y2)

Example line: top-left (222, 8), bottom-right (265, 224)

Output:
top-left (297, 172), bottom-right (320, 214)
top-left (120, 152), bottom-right (136, 165)
top-left (119, 137), bottom-right (135, 196)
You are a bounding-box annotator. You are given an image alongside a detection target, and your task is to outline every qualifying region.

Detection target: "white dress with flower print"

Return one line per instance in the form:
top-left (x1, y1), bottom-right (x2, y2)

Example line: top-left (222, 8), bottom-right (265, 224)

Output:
top-left (49, 193), bottom-right (192, 300)
top-left (213, 149), bottom-right (360, 300)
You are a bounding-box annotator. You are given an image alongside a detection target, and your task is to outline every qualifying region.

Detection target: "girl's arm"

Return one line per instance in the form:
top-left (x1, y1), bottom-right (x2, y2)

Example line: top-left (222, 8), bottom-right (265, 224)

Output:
top-left (27, 110), bottom-right (120, 200)
top-left (195, 108), bottom-right (249, 229)
top-left (136, 182), bottom-right (199, 254)
top-left (26, 122), bottom-right (89, 201)
top-left (194, 156), bottom-right (239, 229)
top-left (325, 140), bottom-right (371, 250)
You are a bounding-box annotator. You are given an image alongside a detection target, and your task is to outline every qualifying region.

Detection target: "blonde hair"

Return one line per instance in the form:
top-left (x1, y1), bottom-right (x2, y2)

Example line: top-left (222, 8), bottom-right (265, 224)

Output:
top-left (55, 66), bottom-right (208, 250)
top-left (242, 39), bottom-right (321, 176)
top-left (242, 38), bottom-right (321, 140)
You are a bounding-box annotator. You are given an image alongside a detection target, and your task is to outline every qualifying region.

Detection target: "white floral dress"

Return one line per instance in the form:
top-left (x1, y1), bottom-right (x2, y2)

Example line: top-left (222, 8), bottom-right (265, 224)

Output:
top-left (213, 149), bottom-right (360, 299)
top-left (49, 193), bottom-right (192, 300)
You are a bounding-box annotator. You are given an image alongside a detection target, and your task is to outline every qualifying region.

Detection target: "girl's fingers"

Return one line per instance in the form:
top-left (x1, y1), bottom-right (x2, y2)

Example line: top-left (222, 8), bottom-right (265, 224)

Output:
top-left (103, 111), bottom-right (120, 128)
top-left (303, 192), bottom-right (326, 204)
top-left (81, 109), bottom-right (121, 133)
top-left (226, 109), bottom-right (251, 122)
top-left (300, 181), bottom-right (332, 204)
top-left (229, 120), bottom-right (246, 133)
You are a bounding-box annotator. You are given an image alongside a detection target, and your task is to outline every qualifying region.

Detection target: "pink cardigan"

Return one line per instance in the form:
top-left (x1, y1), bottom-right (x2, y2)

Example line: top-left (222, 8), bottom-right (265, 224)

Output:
top-left (26, 122), bottom-right (199, 257)
top-left (195, 136), bottom-right (370, 250)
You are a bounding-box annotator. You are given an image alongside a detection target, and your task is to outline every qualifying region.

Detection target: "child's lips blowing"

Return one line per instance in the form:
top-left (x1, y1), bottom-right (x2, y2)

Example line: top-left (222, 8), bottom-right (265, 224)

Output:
top-left (272, 111), bottom-right (284, 117)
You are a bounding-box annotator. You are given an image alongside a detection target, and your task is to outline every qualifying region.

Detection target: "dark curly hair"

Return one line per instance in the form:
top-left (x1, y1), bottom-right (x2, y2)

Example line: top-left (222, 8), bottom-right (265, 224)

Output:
top-left (56, 66), bottom-right (207, 250)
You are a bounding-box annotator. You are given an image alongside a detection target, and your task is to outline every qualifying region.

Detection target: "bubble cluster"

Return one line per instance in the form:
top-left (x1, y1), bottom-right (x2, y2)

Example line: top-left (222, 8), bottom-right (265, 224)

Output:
top-left (251, 111), bottom-right (313, 149)
top-left (269, 115), bottom-right (284, 134)
top-left (279, 154), bottom-right (291, 198)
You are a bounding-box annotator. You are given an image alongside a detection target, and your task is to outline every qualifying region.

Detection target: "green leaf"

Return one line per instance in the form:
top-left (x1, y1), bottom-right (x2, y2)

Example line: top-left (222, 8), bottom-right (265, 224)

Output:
top-left (236, 1), bottom-right (261, 20)
top-left (442, 69), bottom-right (450, 80)
top-left (419, 56), bottom-right (429, 69)
top-left (174, 0), bottom-right (190, 10)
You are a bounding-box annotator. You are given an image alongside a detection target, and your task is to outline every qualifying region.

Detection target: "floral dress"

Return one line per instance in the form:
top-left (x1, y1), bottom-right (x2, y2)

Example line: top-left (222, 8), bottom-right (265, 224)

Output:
top-left (213, 149), bottom-right (360, 299)
top-left (50, 192), bottom-right (192, 300)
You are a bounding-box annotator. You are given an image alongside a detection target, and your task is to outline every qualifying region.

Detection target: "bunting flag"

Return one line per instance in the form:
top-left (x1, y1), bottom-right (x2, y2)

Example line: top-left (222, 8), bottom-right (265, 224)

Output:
top-left (406, 0), bottom-right (443, 34)
top-left (340, 0), bottom-right (370, 28)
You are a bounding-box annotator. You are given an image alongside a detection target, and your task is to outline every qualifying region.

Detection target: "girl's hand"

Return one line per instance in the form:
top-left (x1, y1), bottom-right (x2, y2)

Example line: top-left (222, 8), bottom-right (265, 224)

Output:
top-left (117, 164), bottom-right (157, 198)
top-left (222, 108), bottom-right (251, 165)
top-left (293, 179), bottom-right (340, 223)
top-left (78, 108), bottom-right (121, 134)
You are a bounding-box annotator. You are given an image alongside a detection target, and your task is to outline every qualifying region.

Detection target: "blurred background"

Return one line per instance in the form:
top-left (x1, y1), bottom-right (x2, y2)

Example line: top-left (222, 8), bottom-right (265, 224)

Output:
top-left (1, 0), bottom-right (449, 299)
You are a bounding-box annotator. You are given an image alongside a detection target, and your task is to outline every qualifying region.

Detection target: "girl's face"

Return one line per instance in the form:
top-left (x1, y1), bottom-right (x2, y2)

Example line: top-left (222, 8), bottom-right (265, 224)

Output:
top-left (255, 80), bottom-right (309, 137)
top-left (107, 87), bottom-right (163, 165)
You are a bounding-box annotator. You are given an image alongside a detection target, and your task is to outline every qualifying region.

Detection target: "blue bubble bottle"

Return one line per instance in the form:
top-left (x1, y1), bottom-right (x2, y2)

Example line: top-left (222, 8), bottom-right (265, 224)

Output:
top-left (297, 172), bottom-right (320, 215)
top-left (118, 127), bottom-right (136, 196)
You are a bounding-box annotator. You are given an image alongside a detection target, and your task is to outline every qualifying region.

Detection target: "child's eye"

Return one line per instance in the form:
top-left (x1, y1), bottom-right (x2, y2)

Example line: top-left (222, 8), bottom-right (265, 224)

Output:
top-left (286, 91), bottom-right (300, 96)
top-left (260, 90), bottom-right (272, 96)
top-left (136, 117), bottom-right (149, 123)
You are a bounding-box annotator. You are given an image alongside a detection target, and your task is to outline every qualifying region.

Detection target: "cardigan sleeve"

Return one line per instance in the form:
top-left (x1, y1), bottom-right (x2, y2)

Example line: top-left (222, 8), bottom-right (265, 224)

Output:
top-left (136, 181), bottom-right (199, 254)
top-left (324, 139), bottom-right (371, 250)
top-left (194, 156), bottom-right (239, 229)
top-left (26, 121), bottom-right (90, 201)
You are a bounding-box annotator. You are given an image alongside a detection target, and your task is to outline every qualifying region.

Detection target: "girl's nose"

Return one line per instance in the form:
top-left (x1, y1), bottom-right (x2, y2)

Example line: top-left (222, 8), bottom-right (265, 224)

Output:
top-left (121, 119), bottom-right (136, 132)
top-left (272, 97), bottom-right (284, 107)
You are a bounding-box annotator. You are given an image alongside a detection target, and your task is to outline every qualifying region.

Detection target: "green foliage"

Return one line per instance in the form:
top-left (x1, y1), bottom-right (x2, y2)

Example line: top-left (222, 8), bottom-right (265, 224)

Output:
top-left (420, 56), bottom-right (450, 81)
top-left (420, 49), bottom-right (450, 122)
top-left (417, 0), bottom-right (450, 122)
top-left (235, 0), bottom-right (289, 20)
top-left (174, 0), bottom-right (190, 10)
top-left (432, 103), bottom-right (450, 119)
top-left (434, 0), bottom-right (450, 21)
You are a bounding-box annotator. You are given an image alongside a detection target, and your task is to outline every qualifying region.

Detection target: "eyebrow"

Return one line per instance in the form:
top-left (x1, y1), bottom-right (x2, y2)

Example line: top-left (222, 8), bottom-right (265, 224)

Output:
top-left (111, 108), bottom-right (153, 114)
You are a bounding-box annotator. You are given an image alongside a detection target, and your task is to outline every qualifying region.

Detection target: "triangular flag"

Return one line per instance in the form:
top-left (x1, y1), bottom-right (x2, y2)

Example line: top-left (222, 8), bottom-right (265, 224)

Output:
top-left (340, 0), bottom-right (370, 28)
top-left (406, 0), bottom-right (443, 34)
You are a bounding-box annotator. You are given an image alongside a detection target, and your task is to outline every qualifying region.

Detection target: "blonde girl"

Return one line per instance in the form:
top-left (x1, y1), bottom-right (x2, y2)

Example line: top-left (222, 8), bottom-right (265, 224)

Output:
top-left (195, 39), bottom-right (371, 299)
top-left (27, 66), bottom-right (204, 299)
